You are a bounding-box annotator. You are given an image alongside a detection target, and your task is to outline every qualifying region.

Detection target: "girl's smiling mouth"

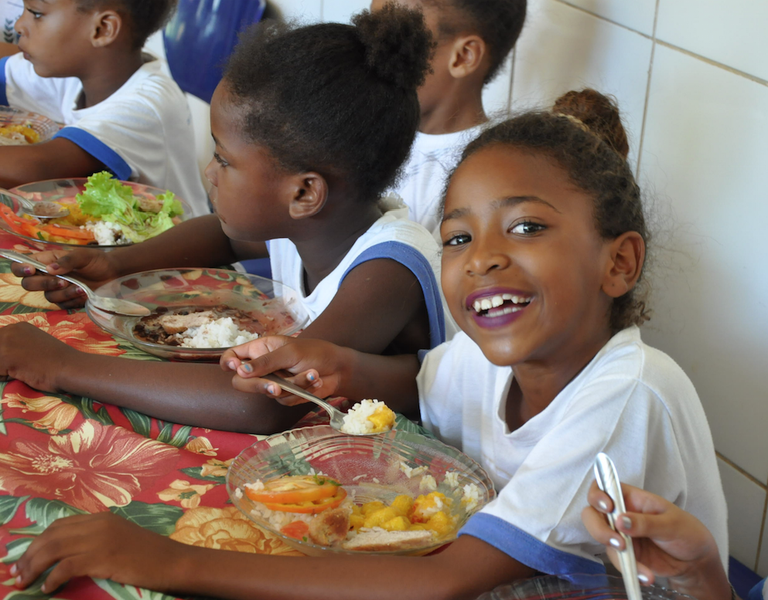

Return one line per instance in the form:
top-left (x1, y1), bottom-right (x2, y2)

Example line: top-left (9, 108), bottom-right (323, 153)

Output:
top-left (465, 288), bottom-right (533, 327)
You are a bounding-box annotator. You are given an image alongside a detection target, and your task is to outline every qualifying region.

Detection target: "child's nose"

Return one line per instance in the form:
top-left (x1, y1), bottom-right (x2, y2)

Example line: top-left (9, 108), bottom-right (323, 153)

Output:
top-left (465, 237), bottom-right (510, 276)
top-left (203, 160), bottom-right (218, 188)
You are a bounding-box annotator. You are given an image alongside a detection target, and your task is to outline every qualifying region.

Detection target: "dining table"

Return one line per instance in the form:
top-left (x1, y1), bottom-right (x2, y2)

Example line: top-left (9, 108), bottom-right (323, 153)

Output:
top-left (0, 231), bottom-right (353, 600)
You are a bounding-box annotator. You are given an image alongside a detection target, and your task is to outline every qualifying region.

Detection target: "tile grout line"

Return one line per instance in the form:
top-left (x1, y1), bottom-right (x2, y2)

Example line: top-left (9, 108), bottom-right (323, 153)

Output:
top-left (508, 48), bottom-right (517, 113)
top-left (553, 0), bottom-right (653, 39)
top-left (634, 0), bottom-right (659, 180)
top-left (717, 451), bottom-right (768, 489)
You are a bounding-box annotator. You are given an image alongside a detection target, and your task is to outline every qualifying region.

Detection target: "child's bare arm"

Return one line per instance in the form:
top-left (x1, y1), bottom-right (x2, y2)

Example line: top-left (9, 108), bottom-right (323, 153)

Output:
top-left (12, 215), bottom-right (266, 308)
top-left (582, 481), bottom-right (731, 600)
top-left (0, 139), bottom-right (106, 188)
top-left (0, 42), bottom-right (19, 58)
top-left (14, 513), bottom-right (533, 600)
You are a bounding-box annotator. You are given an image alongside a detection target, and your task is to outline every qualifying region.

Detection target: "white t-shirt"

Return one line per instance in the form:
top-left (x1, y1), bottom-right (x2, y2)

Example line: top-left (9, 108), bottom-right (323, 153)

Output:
top-left (0, 53), bottom-right (209, 217)
top-left (268, 201), bottom-right (453, 348)
top-left (0, 1), bottom-right (22, 44)
top-left (416, 327), bottom-right (729, 575)
top-left (392, 126), bottom-right (483, 235)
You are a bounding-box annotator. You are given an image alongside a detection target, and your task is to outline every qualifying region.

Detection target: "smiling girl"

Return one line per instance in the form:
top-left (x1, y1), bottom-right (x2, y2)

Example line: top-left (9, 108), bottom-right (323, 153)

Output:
top-left (11, 89), bottom-right (728, 600)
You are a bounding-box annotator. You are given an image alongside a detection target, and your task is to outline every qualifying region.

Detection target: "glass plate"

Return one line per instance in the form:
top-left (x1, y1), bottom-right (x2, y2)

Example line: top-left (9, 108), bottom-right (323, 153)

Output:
top-left (226, 424), bottom-right (496, 556)
top-left (0, 106), bottom-right (60, 145)
top-left (478, 574), bottom-right (697, 600)
top-left (86, 267), bottom-right (309, 360)
top-left (0, 178), bottom-right (191, 251)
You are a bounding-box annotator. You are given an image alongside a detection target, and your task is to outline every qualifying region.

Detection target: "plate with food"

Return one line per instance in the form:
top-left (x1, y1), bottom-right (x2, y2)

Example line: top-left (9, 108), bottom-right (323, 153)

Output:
top-left (226, 424), bottom-right (495, 556)
top-left (477, 574), bottom-right (695, 600)
top-left (0, 172), bottom-right (189, 250)
top-left (0, 106), bottom-right (60, 146)
top-left (86, 267), bottom-right (309, 360)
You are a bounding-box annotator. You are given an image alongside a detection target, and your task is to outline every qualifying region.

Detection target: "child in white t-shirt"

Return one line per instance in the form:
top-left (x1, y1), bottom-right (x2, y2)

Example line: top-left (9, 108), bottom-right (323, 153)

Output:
top-left (372, 0), bottom-right (526, 234)
top-left (0, 0), bottom-right (209, 216)
top-left (8, 89), bottom-right (728, 600)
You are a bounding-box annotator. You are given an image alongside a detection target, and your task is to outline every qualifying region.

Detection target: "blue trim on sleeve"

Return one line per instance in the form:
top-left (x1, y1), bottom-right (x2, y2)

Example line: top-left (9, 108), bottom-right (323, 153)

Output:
top-left (748, 579), bottom-right (766, 600)
top-left (459, 513), bottom-right (606, 576)
top-left (341, 241), bottom-right (445, 348)
top-left (53, 127), bottom-right (132, 180)
top-left (418, 349), bottom-right (430, 363)
top-left (0, 56), bottom-right (9, 105)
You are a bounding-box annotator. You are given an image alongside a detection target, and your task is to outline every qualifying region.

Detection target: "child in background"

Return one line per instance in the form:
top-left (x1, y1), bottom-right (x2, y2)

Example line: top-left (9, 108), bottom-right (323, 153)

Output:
top-left (583, 481), bottom-right (736, 600)
top-left (0, 5), bottom-right (446, 434)
top-left (10, 90), bottom-right (728, 600)
top-left (372, 0), bottom-right (526, 234)
top-left (0, 0), bottom-right (209, 215)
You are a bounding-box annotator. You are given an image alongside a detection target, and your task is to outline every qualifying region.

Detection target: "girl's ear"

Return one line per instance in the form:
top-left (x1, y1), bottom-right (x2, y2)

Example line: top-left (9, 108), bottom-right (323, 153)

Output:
top-left (448, 35), bottom-right (487, 79)
top-left (287, 172), bottom-right (328, 220)
top-left (602, 231), bottom-right (645, 298)
top-left (91, 10), bottom-right (122, 48)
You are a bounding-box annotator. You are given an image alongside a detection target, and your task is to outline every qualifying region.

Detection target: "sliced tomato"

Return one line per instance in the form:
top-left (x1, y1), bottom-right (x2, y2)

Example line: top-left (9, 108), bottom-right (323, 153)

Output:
top-left (280, 520), bottom-right (310, 540)
top-left (39, 223), bottom-right (95, 242)
top-left (245, 475), bottom-right (341, 505)
top-left (263, 487), bottom-right (347, 514)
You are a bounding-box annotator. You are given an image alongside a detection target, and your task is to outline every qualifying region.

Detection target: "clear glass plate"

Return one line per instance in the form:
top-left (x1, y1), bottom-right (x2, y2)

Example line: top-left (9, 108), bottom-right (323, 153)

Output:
top-left (0, 106), bottom-right (60, 145)
top-left (478, 574), bottom-right (697, 600)
top-left (86, 267), bottom-right (309, 360)
top-left (226, 424), bottom-right (496, 556)
top-left (0, 178), bottom-right (191, 251)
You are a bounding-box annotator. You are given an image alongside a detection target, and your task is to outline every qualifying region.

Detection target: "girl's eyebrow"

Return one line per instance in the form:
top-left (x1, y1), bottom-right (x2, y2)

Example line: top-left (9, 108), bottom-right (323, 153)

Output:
top-left (442, 195), bottom-right (561, 223)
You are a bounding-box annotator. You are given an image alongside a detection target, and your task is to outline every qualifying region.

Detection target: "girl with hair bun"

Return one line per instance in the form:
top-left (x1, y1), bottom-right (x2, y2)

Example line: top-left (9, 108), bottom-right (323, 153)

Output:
top-left (11, 89), bottom-right (728, 599)
top-left (1, 4), bottom-right (448, 434)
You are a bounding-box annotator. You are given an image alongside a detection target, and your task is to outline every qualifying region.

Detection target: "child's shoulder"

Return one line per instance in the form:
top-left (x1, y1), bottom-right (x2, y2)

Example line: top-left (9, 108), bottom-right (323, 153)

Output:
top-left (103, 57), bottom-right (186, 107)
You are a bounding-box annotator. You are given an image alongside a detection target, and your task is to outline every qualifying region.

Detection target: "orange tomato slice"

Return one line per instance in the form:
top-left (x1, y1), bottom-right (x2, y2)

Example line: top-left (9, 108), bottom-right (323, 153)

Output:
top-left (280, 520), bottom-right (310, 540)
top-left (263, 487), bottom-right (348, 514)
top-left (245, 475), bottom-right (341, 505)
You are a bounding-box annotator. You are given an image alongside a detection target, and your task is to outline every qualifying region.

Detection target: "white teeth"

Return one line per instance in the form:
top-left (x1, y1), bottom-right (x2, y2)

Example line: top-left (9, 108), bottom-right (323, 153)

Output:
top-left (472, 293), bottom-right (532, 314)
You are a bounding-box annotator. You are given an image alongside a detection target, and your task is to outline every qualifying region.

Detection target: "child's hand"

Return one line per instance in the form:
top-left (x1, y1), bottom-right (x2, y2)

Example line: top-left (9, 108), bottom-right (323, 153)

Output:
top-left (582, 481), bottom-right (730, 600)
top-left (10, 248), bottom-right (118, 310)
top-left (220, 336), bottom-right (346, 406)
top-left (13, 513), bottom-right (185, 594)
top-left (0, 323), bottom-right (75, 391)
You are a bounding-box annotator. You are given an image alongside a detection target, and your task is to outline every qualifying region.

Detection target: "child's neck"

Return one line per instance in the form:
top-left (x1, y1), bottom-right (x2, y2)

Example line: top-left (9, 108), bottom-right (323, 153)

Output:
top-left (78, 50), bottom-right (145, 109)
top-left (293, 199), bottom-right (384, 295)
top-left (504, 329), bottom-right (614, 431)
top-left (419, 86), bottom-right (487, 135)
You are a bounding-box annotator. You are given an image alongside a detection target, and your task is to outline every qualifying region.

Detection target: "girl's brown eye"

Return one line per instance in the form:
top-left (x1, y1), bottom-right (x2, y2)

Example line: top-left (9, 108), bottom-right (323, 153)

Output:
top-left (444, 234), bottom-right (471, 247)
top-left (510, 221), bottom-right (545, 235)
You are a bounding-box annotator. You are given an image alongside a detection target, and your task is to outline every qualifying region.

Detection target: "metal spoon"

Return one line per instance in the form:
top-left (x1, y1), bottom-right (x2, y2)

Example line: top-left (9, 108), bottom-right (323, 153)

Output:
top-left (0, 186), bottom-right (70, 219)
top-left (261, 373), bottom-right (392, 436)
top-left (0, 250), bottom-right (151, 317)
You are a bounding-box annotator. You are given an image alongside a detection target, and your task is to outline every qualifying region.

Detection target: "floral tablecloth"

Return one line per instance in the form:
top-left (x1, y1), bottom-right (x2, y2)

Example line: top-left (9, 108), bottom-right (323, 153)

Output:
top-left (0, 234), bottom-right (322, 600)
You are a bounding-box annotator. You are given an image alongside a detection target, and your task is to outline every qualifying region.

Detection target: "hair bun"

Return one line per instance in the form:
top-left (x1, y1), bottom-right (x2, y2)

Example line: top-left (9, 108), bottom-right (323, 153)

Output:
top-left (352, 3), bottom-right (435, 91)
top-left (552, 89), bottom-right (630, 159)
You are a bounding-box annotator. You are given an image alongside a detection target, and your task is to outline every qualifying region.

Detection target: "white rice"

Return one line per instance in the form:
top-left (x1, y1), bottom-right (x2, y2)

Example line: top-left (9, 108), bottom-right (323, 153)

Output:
top-left (399, 461), bottom-right (428, 479)
top-left (419, 475), bottom-right (437, 492)
top-left (462, 483), bottom-right (481, 512)
top-left (180, 316), bottom-right (260, 348)
top-left (444, 471), bottom-right (460, 488)
top-left (340, 399), bottom-right (391, 434)
top-left (84, 220), bottom-right (127, 245)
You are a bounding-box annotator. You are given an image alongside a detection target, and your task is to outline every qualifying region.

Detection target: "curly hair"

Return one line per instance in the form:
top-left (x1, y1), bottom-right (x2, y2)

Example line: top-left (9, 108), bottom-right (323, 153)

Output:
top-left (74, 0), bottom-right (178, 49)
top-left (423, 0), bottom-right (526, 82)
top-left (221, 3), bottom-right (434, 205)
top-left (449, 89), bottom-right (650, 332)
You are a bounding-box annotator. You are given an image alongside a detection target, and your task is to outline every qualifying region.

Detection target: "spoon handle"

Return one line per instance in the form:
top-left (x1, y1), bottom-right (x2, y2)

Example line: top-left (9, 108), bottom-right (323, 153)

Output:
top-left (0, 250), bottom-right (89, 296)
top-left (261, 373), bottom-right (338, 419)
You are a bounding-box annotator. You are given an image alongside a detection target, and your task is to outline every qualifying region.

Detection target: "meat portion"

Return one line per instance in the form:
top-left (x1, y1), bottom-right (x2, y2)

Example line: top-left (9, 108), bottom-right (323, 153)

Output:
top-left (307, 506), bottom-right (352, 546)
top-left (341, 528), bottom-right (435, 552)
top-left (156, 310), bottom-right (217, 334)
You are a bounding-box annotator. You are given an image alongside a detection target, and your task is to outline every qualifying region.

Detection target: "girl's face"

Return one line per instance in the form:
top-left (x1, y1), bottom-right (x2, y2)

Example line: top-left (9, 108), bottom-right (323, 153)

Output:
top-left (440, 144), bottom-right (616, 369)
top-left (205, 84), bottom-right (295, 243)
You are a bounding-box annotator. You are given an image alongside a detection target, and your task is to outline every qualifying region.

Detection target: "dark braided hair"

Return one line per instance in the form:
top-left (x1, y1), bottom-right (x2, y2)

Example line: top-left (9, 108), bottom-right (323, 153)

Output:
top-left (449, 89), bottom-right (650, 332)
top-left (74, 0), bottom-right (178, 49)
top-left (423, 0), bottom-right (526, 82)
top-left (222, 3), bottom-right (434, 205)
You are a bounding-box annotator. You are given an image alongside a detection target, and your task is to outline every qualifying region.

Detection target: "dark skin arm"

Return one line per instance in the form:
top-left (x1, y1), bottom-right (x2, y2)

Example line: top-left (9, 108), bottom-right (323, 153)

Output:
top-left (13, 513), bottom-right (533, 600)
top-left (0, 138), bottom-right (107, 188)
top-left (0, 255), bottom-right (428, 432)
top-left (0, 42), bottom-right (19, 58)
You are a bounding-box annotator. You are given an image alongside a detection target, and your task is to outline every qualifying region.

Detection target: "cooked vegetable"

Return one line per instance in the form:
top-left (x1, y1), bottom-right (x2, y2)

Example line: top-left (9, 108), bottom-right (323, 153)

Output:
top-left (245, 474), bottom-right (341, 505)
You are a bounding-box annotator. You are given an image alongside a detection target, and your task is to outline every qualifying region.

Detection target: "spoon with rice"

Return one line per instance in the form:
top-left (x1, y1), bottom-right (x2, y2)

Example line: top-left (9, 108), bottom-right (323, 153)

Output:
top-left (261, 373), bottom-right (395, 436)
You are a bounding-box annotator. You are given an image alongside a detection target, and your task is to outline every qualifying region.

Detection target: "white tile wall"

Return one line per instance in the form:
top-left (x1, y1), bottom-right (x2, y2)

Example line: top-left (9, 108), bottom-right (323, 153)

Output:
top-left (510, 0), bottom-right (652, 168)
top-left (557, 0), bottom-right (657, 36)
top-left (321, 0), bottom-right (369, 23)
top-left (265, 0), bottom-right (322, 22)
top-left (718, 458), bottom-right (766, 570)
top-left (656, 0), bottom-right (768, 83)
top-left (757, 509), bottom-right (768, 578)
top-left (639, 45), bottom-right (768, 484)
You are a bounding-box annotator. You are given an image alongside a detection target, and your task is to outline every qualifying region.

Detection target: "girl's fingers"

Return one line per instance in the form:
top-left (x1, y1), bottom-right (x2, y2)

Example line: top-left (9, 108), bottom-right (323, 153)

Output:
top-left (581, 505), bottom-right (625, 550)
top-left (587, 480), bottom-right (614, 514)
top-left (604, 548), bottom-right (656, 586)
